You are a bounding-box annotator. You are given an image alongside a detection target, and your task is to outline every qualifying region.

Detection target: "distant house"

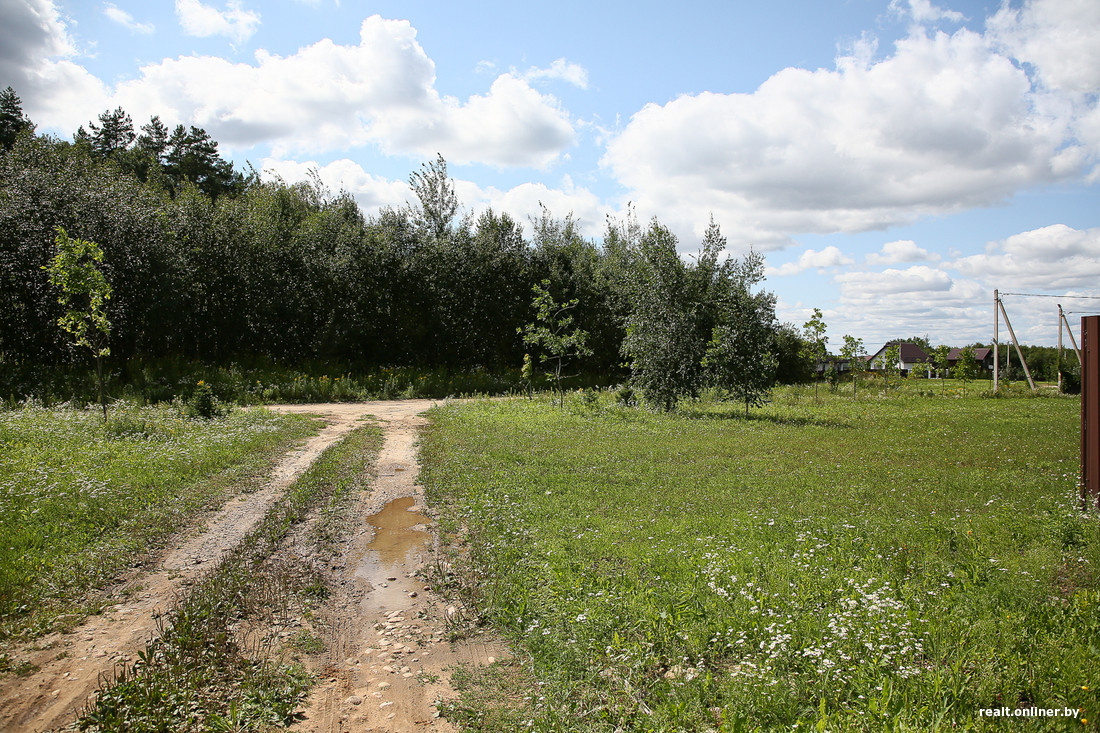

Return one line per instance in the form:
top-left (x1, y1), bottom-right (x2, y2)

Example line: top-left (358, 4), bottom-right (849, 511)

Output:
top-left (814, 355), bottom-right (854, 374)
top-left (947, 347), bottom-right (994, 375)
top-left (867, 342), bottom-right (932, 377)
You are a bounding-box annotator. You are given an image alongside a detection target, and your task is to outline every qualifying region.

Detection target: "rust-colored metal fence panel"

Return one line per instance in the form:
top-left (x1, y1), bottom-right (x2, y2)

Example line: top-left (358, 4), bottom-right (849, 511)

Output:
top-left (1083, 316), bottom-right (1100, 511)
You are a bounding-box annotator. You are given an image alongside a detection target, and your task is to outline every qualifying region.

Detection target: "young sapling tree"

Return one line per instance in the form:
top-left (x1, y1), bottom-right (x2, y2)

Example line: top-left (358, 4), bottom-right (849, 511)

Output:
top-left (932, 344), bottom-right (951, 396)
top-left (520, 280), bottom-right (592, 408)
top-left (44, 227), bottom-right (112, 421)
top-left (840, 335), bottom-right (867, 396)
top-left (957, 345), bottom-right (978, 396)
top-left (882, 343), bottom-right (901, 392)
top-left (802, 307), bottom-right (828, 402)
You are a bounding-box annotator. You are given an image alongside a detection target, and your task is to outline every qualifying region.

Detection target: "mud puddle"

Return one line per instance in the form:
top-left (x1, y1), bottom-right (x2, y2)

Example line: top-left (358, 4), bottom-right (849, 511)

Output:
top-left (355, 496), bottom-right (432, 612)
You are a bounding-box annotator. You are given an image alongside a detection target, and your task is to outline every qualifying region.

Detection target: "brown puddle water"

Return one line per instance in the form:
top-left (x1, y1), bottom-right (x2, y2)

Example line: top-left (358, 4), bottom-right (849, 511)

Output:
top-left (355, 497), bottom-right (432, 612)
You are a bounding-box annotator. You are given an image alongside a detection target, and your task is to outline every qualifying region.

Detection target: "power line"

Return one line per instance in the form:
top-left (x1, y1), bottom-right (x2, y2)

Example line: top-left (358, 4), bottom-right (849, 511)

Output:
top-left (1000, 292), bottom-right (1100, 300)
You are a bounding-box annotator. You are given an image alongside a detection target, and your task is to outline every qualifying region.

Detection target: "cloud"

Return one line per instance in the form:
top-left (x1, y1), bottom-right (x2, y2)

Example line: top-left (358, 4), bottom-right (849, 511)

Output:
top-left (987, 0), bottom-right (1100, 96)
top-left (602, 9), bottom-right (1096, 249)
top-left (829, 265), bottom-right (989, 346)
top-left (889, 0), bottom-right (964, 26)
top-left (866, 239), bottom-right (939, 265)
top-left (107, 16), bottom-right (575, 167)
top-left (521, 58), bottom-right (589, 89)
top-left (767, 246), bottom-right (855, 276)
top-left (103, 3), bottom-right (154, 34)
top-left (0, 0), bottom-right (109, 132)
top-left (175, 0), bottom-right (260, 45)
top-left (820, 224), bottom-right (1100, 346)
top-left (951, 224), bottom-right (1100, 291)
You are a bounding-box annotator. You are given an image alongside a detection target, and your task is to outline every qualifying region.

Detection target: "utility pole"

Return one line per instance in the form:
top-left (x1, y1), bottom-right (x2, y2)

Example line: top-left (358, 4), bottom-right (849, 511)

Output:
top-left (993, 290), bottom-right (999, 392)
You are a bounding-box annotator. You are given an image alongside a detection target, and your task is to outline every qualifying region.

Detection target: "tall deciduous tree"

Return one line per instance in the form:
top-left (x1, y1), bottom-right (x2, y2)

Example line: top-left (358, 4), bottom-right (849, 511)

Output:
top-left (408, 153), bottom-right (458, 241)
top-left (621, 221), bottom-right (701, 411)
top-left (44, 227), bottom-right (112, 420)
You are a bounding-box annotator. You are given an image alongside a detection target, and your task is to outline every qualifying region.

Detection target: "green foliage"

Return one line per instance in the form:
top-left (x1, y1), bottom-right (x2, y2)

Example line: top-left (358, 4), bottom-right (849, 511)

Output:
top-left (408, 152), bottom-right (459, 241)
top-left (881, 342), bottom-right (901, 390)
top-left (802, 308), bottom-right (828, 391)
top-left (44, 227), bottom-right (112, 419)
top-left (182, 380), bottom-right (226, 419)
top-left (0, 86), bottom-right (33, 149)
top-left (0, 403), bottom-right (313, 639)
top-left (621, 220), bottom-right (776, 412)
top-left (839, 335), bottom-right (867, 395)
top-left (422, 392), bottom-right (1095, 731)
top-left (957, 345), bottom-right (978, 395)
top-left (44, 227), bottom-right (112, 360)
top-left (702, 274), bottom-right (779, 416)
top-left (520, 280), bottom-right (593, 407)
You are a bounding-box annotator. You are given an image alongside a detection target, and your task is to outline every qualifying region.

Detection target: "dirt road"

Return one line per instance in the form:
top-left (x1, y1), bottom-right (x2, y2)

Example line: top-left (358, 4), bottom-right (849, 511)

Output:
top-left (0, 400), bottom-right (498, 732)
top-left (290, 400), bottom-right (505, 732)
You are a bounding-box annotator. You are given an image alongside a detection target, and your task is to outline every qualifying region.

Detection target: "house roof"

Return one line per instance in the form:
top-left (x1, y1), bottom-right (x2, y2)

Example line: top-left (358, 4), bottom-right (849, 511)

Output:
top-left (868, 341), bottom-right (931, 363)
top-left (947, 347), bottom-right (992, 361)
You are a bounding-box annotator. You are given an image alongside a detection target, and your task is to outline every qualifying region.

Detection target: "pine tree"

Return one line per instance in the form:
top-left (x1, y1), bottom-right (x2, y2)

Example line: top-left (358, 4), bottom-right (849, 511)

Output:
top-left (0, 86), bottom-right (33, 149)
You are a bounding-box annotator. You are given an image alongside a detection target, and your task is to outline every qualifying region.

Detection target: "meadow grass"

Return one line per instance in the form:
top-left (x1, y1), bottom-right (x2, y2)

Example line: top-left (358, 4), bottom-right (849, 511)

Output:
top-left (0, 401), bottom-right (316, 641)
top-left (421, 388), bottom-right (1099, 731)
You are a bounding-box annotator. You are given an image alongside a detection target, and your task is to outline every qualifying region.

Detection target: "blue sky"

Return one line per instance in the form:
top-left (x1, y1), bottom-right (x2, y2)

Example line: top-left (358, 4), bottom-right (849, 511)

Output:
top-left (4, 0), bottom-right (1099, 348)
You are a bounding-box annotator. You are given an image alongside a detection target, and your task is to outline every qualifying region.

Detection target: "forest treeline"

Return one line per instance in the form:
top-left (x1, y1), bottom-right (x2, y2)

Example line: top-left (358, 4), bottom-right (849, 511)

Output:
top-left (0, 90), bottom-right (810, 402)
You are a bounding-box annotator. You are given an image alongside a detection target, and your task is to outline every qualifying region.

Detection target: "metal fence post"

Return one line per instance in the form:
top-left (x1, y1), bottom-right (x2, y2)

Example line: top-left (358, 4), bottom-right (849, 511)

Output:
top-left (1083, 315), bottom-right (1100, 511)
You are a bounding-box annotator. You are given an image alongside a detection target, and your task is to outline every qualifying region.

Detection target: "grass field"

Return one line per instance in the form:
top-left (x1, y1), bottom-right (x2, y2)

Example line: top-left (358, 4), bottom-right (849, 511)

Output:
top-left (0, 402), bottom-right (316, 642)
top-left (421, 388), bottom-right (1099, 731)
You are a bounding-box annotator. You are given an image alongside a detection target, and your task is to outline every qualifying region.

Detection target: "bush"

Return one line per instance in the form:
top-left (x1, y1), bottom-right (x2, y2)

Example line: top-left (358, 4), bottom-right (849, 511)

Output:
top-left (183, 380), bottom-right (226, 419)
top-left (1061, 364), bottom-right (1081, 395)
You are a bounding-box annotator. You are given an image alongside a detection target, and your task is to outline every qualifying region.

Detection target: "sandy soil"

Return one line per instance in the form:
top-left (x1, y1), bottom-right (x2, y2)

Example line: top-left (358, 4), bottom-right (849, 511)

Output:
top-left (291, 399), bottom-right (506, 733)
top-left (0, 403), bottom-right (373, 732)
top-left (0, 399), bottom-right (504, 732)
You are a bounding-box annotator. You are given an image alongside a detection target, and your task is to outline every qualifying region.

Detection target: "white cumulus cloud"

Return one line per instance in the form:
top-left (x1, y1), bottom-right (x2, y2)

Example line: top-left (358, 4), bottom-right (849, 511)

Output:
top-left (0, 0), bottom-right (109, 132)
top-left (602, 6), bottom-right (1097, 249)
top-left (521, 58), bottom-right (589, 89)
top-left (866, 239), bottom-right (939, 265)
top-left (108, 16), bottom-right (575, 167)
top-left (951, 224), bottom-right (1100, 291)
top-left (103, 3), bottom-right (155, 34)
top-left (175, 0), bottom-right (260, 45)
top-left (767, 246), bottom-right (855, 276)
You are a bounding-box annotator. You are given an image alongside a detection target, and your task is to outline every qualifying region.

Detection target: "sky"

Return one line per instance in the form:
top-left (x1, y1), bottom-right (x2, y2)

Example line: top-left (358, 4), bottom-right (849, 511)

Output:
top-left (3, 0), bottom-right (1100, 349)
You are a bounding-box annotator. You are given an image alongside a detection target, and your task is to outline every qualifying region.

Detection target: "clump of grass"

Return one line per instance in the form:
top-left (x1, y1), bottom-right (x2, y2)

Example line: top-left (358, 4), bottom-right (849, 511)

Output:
top-left (79, 424), bottom-right (382, 732)
top-left (0, 402), bottom-right (315, 641)
top-left (421, 390), bottom-right (1098, 731)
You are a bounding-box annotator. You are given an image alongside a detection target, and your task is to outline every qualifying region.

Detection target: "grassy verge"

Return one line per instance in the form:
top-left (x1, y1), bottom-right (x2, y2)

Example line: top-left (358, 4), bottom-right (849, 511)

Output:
top-left (1, 357), bottom-right (540, 406)
top-left (79, 422), bottom-right (383, 732)
top-left (422, 388), bottom-right (1099, 731)
top-left (0, 402), bottom-right (316, 642)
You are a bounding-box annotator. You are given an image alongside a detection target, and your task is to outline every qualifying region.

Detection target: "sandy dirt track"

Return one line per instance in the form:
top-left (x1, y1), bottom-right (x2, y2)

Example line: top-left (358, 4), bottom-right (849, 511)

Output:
top-left (290, 399), bottom-right (505, 733)
top-left (0, 400), bottom-right (494, 732)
